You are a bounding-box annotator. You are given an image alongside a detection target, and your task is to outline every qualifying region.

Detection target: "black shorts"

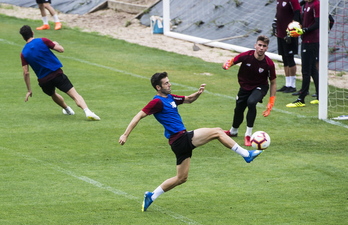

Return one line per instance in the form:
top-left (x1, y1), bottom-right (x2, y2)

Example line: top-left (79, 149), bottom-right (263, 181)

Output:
top-left (39, 73), bottom-right (73, 96)
top-left (36, 0), bottom-right (51, 4)
top-left (277, 37), bottom-right (298, 56)
top-left (237, 85), bottom-right (269, 104)
top-left (170, 131), bottom-right (196, 165)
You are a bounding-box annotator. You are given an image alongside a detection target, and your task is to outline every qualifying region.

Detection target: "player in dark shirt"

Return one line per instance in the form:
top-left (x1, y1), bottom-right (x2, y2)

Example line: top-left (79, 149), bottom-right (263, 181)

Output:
top-left (286, 0), bottom-right (320, 107)
top-left (273, 0), bottom-right (301, 93)
top-left (119, 72), bottom-right (263, 211)
top-left (222, 35), bottom-right (277, 146)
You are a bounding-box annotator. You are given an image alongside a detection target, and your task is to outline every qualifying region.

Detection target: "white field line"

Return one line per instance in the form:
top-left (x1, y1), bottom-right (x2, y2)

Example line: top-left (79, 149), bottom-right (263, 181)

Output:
top-left (1, 147), bottom-right (201, 225)
top-left (1, 37), bottom-right (348, 128)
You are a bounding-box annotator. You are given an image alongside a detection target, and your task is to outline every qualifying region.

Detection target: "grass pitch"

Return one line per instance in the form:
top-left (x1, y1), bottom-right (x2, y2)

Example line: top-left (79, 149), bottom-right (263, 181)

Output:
top-left (0, 14), bottom-right (347, 225)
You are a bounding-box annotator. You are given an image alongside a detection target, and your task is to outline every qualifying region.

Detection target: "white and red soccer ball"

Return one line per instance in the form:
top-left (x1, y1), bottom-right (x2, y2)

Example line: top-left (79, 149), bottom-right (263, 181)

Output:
top-left (287, 21), bottom-right (301, 32)
top-left (250, 131), bottom-right (271, 150)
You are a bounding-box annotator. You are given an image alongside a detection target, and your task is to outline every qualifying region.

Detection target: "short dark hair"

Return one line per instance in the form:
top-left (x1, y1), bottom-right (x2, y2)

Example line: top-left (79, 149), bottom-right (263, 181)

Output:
top-left (257, 35), bottom-right (270, 45)
top-left (19, 25), bottom-right (33, 41)
top-left (151, 72), bottom-right (168, 90)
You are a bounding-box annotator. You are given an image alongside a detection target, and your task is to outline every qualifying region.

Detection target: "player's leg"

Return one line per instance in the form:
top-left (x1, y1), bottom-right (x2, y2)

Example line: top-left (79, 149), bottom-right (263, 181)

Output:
top-left (193, 127), bottom-right (262, 163)
top-left (51, 92), bottom-right (68, 108)
top-left (66, 87), bottom-right (100, 120)
top-left (36, 2), bottom-right (50, 30)
top-left (226, 89), bottom-right (248, 136)
top-left (40, 79), bottom-right (73, 114)
top-left (55, 73), bottom-right (100, 120)
top-left (43, 2), bottom-right (62, 30)
top-left (142, 156), bottom-right (191, 211)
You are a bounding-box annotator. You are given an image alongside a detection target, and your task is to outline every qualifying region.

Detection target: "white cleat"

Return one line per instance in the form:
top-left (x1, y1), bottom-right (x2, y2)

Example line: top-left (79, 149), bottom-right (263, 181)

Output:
top-left (62, 107), bottom-right (75, 115)
top-left (86, 112), bottom-right (100, 121)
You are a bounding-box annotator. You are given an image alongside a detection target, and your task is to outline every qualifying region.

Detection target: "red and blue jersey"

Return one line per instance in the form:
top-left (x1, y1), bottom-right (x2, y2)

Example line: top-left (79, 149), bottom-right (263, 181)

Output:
top-left (21, 38), bottom-right (62, 79)
top-left (142, 94), bottom-right (185, 139)
top-left (233, 50), bottom-right (276, 91)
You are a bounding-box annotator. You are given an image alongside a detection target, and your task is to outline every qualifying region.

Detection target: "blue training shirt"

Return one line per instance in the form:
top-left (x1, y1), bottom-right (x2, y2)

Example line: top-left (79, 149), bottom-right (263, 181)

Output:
top-left (21, 38), bottom-right (62, 79)
top-left (142, 94), bottom-right (186, 139)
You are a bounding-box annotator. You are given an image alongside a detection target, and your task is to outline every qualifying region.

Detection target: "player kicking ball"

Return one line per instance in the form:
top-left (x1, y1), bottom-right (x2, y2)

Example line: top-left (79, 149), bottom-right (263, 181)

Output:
top-left (118, 72), bottom-right (263, 211)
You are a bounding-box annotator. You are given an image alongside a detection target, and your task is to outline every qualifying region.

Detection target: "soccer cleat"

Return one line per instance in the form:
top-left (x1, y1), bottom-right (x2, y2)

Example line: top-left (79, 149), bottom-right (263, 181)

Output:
top-left (36, 24), bottom-right (50, 30)
top-left (283, 87), bottom-right (296, 93)
top-left (86, 112), bottom-right (100, 121)
top-left (142, 191), bottom-right (154, 212)
top-left (292, 90), bottom-right (309, 96)
top-left (286, 100), bottom-right (305, 108)
top-left (276, 85), bottom-right (287, 92)
top-left (244, 136), bottom-right (251, 146)
top-left (62, 107), bottom-right (75, 115)
top-left (310, 99), bottom-right (319, 104)
top-left (243, 150), bottom-right (263, 163)
top-left (55, 22), bottom-right (62, 30)
top-left (224, 130), bottom-right (237, 137)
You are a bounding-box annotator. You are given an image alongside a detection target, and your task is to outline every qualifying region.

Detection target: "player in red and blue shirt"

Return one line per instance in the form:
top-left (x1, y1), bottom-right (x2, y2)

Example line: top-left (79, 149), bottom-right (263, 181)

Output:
top-left (223, 35), bottom-right (277, 147)
top-left (119, 72), bottom-right (263, 212)
top-left (19, 25), bottom-right (100, 120)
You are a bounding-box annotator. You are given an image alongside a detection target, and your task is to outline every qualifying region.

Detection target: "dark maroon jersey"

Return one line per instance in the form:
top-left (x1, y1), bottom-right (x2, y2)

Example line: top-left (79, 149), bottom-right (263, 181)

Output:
top-left (233, 50), bottom-right (276, 91)
top-left (276, 0), bottom-right (301, 38)
top-left (302, 0), bottom-right (320, 43)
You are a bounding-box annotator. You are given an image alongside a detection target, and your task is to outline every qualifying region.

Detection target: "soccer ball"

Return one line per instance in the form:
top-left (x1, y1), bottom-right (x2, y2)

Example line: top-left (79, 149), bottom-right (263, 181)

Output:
top-left (250, 131), bottom-right (271, 150)
top-left (287, 21), bottom-right (301, 31)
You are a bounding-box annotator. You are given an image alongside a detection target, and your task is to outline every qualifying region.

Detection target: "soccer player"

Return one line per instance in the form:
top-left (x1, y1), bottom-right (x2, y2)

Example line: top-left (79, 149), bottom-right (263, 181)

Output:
top-left (273, 0), bottom-right (301, 93)
top-left (36, 0), bottom-right (62, 30)
top-left (286, 0), bottom-right (319, 107)
top-left (222, 35), bottom-right (277, 146)
top-left (19, 25), bottom-right (100, 121)
top-left (118, 72), bottom-right (263, 212)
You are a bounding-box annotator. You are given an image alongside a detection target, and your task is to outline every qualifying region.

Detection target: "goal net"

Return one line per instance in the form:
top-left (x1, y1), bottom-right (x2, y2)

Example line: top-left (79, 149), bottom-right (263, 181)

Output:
top-left (326, 0), bottom-right (348, 120)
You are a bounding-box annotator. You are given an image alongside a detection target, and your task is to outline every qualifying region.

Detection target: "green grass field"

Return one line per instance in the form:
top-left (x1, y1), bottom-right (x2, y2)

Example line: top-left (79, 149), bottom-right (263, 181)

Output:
top-left (1, 14), bottom-right (347, 225)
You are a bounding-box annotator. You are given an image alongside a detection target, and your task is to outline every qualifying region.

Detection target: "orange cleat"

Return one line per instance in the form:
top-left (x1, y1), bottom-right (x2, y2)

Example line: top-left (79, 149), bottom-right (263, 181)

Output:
top-left (36, 24), bottom-right (50, 30)
top-left (54, 22), bottom-right (62, 30)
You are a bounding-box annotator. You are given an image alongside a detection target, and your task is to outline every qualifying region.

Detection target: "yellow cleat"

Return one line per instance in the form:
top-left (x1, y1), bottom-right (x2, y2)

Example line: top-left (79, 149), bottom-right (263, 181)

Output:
top-left (286, 101), bottom-right (305, 108)
top-left (310, 99), bottom-right (319, 104)
top-left (36, 24), bottom-right (50, 30)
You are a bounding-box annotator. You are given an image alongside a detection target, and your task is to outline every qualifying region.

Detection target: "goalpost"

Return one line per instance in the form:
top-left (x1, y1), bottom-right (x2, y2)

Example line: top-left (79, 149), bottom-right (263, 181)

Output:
top-left (319, 0), bottom-right (329, 120)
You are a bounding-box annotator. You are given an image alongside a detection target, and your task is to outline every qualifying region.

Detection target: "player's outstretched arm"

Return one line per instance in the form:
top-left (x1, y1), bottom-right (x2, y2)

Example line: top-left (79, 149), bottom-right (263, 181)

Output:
top-left (119, 110), bottom-right (147, 145)
top-left (184, 84), bottom-right (206, 103)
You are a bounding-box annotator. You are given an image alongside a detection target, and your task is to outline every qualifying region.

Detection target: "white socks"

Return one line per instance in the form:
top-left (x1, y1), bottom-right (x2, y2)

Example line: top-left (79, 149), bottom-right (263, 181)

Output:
top-left (42, 16), bottom-right (48, 24)
top-left (151, 186), bottom-right (164, 201)
top-left (231, 143), bottom-right (249, 157)
top-left (230, 127), bottom-right (238, 135)
top-left (286, 76), bottom-right (296, 88)
top-left (245, 127), bottom-right (253, 137)
top-left (53, 14), bottom-right (60, 23)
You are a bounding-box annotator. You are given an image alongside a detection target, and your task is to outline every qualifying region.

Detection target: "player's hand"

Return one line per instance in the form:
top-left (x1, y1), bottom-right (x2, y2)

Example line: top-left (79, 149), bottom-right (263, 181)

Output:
top-left (262, 105), bottom-right (272, 117)
top-left (24, 91), bottom-right (32, 102)
top-left (222, 59), bottom-right (233, 70)
top-left (119, 134), bottom-right (128, 145)
top-left (198, 84), bottom-right (206, 94)
top-left (289, 27), bottom-right (304, 37)
top-left (263, 96), bottom-right (275, 117)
